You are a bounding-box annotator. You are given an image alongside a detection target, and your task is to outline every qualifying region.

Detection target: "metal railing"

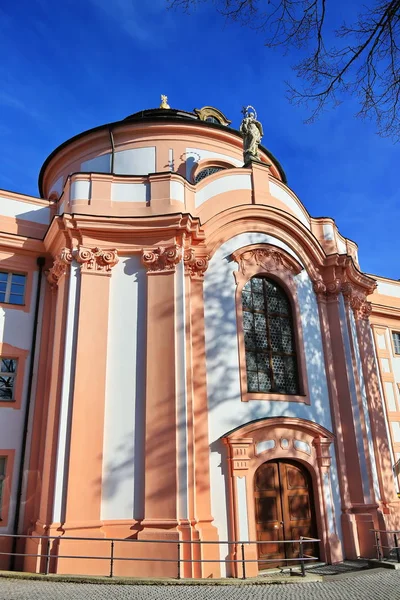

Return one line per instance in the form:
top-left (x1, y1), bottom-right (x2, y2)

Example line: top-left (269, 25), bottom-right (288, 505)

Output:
top-left (0, 533), bottom-right (320, 579)
top-left (372, 529), bottom-right (400, 563)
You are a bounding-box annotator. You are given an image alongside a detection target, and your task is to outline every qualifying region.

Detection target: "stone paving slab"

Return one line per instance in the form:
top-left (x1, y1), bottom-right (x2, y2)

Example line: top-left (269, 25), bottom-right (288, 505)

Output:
top-left (1, 570), bottom-right (400, 600)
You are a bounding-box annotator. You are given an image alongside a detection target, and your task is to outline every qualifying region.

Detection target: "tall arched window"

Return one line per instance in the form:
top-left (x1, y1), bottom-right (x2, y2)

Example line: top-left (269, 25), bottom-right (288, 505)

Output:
top-left (242, 277), bottom-right (299, 394)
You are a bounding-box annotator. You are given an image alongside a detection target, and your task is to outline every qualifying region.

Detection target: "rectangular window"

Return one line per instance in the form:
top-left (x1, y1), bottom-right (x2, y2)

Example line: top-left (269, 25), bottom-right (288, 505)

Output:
top-left (0, 457), bottom-right (6, 521)
top-left (0, 272), bottom-right (26, 305)
top-left (0, 358), bottom-right (17, 401)
top-left (393, 332), bottom-right (400, 355)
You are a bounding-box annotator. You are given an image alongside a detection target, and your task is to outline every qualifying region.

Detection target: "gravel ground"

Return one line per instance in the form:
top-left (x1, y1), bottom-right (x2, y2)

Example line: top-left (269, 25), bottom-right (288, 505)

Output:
top-left (0, 569), bottom-right (400, 600)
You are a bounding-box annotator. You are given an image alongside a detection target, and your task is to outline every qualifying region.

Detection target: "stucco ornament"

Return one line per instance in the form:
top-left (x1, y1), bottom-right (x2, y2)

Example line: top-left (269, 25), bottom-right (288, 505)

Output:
top-left (232, 246), bottom-right (302, 282)
top-left (142, 245), bottom-right (182, 272)
top-left (183, 248), bottom-right (209, 280)
top-left (240, 106), bottom-right (263, 163)
top-left (75, 246), bottom-right (119, 273)
top-left (47, 248), bottom-right (73, 287)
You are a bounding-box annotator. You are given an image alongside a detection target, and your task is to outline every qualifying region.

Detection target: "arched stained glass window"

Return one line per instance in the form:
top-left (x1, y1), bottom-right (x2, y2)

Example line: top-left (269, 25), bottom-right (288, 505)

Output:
top-left (242, 277), bottom-right (299, 394)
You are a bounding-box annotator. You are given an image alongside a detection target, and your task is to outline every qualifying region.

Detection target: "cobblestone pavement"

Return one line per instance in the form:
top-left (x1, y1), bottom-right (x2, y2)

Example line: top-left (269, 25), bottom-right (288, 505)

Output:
top-left (1, 570), bottom-right (400, 600)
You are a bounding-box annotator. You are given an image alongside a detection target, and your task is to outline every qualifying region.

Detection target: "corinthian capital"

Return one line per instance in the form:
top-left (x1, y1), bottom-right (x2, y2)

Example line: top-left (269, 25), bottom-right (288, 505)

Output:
top-left (351, 294), bottom-right (372, 321)
top-left (47, 248), bottom-right (73, 287)
top-left (141, 245), bottom-right (182, 273)
top-left (183, 248), bottom-right (209, 280)
top-left (75, 246), bottom-right (119, 273)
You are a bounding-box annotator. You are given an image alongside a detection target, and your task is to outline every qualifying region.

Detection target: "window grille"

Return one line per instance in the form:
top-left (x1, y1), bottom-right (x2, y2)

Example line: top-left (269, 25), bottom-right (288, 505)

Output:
top-left (194, 167), bottom-right (224, 184)
top-left (242, 277), bottom-right (299, 394)
top-left (393, 332), bottom-right (400, 355)
top-left (0, 272), bottom-right (26, 305)
top-left (0, 358), bottom-right (17, 401)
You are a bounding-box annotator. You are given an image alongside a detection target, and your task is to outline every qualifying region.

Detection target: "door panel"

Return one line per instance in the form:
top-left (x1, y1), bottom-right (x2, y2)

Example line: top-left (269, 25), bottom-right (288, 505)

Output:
top-left (254, 461), bottom-right (285, 563)
top-left (254, 460), bottom-right (318, 568)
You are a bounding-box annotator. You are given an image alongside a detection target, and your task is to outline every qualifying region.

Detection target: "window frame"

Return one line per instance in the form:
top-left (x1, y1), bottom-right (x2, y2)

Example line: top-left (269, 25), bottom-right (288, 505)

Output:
top-left (0, 344), bottom-right (28, 410)
top-left (0, 450), bottom-right (15, 526)
top-left (232, 243), bottom-right (309, 404)
top-left (0, 358), bottom-right (18, 402)
top-left (0, 271), bottom-right (27, 306)
top-left (242, 277), bottom-right (300, 395)
top-left (0, 254), bottom-right (35, 313)
top-left (391, 331), bottom-right (400, 356)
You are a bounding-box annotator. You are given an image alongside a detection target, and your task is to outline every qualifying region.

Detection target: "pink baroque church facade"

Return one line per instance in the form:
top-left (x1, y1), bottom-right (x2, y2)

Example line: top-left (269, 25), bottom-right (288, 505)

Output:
top-left (1, 101), bottom-right (400, 578)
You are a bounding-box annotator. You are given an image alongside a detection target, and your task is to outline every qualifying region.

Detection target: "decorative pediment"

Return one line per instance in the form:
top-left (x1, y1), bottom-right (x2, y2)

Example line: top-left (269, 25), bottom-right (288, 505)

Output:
top-left (231, 244), bottom-right (303, 286)
top-left (194, 106), bottom-right (231, 126)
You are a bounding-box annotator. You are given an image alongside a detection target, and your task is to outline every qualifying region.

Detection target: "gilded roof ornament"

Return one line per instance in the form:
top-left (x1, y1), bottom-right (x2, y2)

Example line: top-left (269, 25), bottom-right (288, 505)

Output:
top-left (160, 95), bottom-right (170, 109)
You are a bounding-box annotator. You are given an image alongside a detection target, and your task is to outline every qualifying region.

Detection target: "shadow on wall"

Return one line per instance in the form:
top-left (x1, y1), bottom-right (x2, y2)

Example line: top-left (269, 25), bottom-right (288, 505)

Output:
top-left (93, 236), bottom-right (369, 546)
top-left (202, 235), bottom-right (342, 543)
top-left (98, 257), bottom-right (146, 524)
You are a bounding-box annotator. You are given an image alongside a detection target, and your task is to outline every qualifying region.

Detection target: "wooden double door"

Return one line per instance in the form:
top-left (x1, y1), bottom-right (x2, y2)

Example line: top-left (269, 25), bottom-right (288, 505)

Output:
top-left (254, 459), bottom-right (319, 568)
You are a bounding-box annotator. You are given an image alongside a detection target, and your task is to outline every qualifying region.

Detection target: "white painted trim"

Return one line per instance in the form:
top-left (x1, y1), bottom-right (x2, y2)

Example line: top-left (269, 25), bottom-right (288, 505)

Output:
top-left (323, 472), bottom-right (336, 535)
top-left (195, 174), bottom-right (252, 207)
top-left (114, 147), bottom-right (156, 176)
top-left (372, 331), bottom-right (399, 493)
top-left (175, 261), bottom-right (188, 519)
top-left (170, 181), bottom-right (185, 204)
top-left (0, 197), bottom-right (50, 224)
top-left (80, 153), bottom-right (111, 173)
top-left (111, 182), bottom-right (149, 203)
top-left (236, 476), bottom-right (249, 541)
top-left (377, 281), bottom-right (400, 298)
top-left (349, 310), bottom-right (381, 501)
top-left (338, 295), bottom-right (372, 503)
top-left (168, 148), bottom-right (174, 171)
top-left (268, 181), bottom-right (310, 229)
top-left (70, 181), bottom-right (91, 201)
top-left (53, 262), bottom-right (80, 523)
top-left (323, 224), bottom-right (334, 241)
top-left (337, 238), bottom-right (347, 254)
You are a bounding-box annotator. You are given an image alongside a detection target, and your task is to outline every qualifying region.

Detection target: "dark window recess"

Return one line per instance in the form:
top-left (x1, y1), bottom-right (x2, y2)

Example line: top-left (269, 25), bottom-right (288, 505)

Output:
top-left (205, 116), bottom-right (221, 124)
top-left (242, 277), bottom-right (299, 394)
top-left (194, 166), bottom-right (224, 184)
top-left (393, 332), bottom-right (400, 355)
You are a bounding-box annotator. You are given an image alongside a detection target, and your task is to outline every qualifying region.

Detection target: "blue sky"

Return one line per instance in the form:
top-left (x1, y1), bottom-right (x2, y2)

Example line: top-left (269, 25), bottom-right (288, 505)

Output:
top-left (0, 0), bottom-right (398, 278)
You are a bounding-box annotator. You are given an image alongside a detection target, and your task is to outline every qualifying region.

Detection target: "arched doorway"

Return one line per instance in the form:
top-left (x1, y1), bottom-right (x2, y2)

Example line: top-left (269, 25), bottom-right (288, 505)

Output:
top-left (254, 459), bottom-right (319, 568)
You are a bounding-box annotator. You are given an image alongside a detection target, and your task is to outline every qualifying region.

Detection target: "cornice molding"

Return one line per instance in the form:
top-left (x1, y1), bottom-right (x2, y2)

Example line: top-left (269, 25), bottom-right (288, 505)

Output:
top-left (44, 213), bottom-right (205, 254)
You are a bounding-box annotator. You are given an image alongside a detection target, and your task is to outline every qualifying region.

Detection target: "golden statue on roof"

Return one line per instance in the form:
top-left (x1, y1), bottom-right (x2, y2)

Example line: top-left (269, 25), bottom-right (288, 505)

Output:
top-left (160, 95), bottom-right (170, 109)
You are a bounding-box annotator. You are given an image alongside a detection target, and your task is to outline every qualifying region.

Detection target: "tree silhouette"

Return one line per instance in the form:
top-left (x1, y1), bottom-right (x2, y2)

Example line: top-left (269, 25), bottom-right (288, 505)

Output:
top-left (170, 0), bottom-right (400, 140)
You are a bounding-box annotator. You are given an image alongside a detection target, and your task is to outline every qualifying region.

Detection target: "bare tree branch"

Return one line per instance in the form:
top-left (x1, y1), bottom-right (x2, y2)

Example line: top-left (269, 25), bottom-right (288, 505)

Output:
top-left (169, 0), bottom-right (400, 140)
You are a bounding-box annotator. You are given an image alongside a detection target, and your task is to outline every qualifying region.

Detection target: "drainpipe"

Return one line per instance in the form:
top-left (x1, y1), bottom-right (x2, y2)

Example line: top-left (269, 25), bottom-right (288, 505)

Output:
top-left (10, 256), bottom-right (46, 570)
